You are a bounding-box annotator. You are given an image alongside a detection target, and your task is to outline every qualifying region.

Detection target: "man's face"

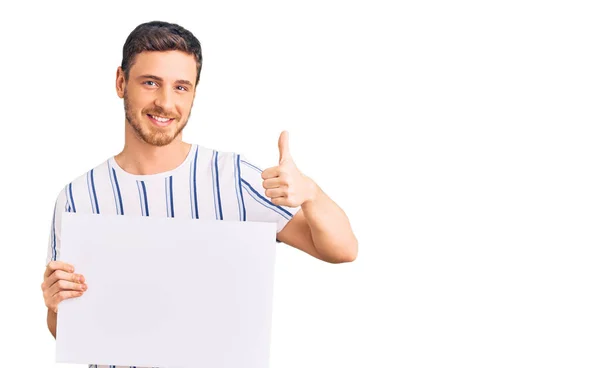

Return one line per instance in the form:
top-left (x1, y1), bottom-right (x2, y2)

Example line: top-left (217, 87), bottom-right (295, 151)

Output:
top-left (119, 50), bottom-right (197, 146)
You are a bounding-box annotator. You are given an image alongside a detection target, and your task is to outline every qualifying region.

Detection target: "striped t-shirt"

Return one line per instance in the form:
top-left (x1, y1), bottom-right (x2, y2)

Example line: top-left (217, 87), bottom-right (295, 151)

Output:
top-left (46, 144), bottom-right (299, 368)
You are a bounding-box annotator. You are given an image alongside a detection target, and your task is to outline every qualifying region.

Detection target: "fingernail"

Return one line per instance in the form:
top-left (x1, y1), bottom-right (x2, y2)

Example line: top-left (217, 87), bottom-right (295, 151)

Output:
top-left (82, 284), bottom-right (87, 291)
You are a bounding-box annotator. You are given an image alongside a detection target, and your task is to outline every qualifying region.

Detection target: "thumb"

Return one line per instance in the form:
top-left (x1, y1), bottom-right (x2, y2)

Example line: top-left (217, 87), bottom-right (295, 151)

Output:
top-left (278, 130), bottom-right (291, 164)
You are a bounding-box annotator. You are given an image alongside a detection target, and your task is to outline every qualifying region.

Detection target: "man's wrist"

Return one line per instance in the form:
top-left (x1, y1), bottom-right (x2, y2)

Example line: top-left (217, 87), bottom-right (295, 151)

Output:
top-left (301, 176), bottom-right (319, 207)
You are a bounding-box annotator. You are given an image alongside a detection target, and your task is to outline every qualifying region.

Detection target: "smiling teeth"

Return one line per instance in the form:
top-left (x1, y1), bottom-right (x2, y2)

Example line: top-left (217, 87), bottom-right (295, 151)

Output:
top-left (152, 115), bottom-right (171, 122)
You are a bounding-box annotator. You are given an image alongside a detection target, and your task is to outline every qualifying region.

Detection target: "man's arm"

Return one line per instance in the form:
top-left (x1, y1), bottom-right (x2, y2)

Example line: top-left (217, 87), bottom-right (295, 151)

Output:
top-left (262, 131), bottom-right (358, 263)
top-left (276, 181), bottom-right (358, 263)
top-left (44, 191), bottom-right (87, 339)
top-left (47, 309), bottom-right (57, 339)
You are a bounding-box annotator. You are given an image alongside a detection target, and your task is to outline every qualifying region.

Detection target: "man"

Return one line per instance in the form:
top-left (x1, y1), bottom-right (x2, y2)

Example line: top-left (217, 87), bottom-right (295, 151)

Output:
top-left (41, 20), bottom-right (358, 367)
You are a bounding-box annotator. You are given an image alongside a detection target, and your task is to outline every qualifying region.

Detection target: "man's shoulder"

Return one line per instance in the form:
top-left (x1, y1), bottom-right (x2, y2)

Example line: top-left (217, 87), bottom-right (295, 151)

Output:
top-left (194, 143), bottom-right (238, 156)
top-left (55, 158), bottom-right (111, 195)
top-left (191, 144), bottom-right (267, 180)
top-left (192, 143), bottom-right (246, 165)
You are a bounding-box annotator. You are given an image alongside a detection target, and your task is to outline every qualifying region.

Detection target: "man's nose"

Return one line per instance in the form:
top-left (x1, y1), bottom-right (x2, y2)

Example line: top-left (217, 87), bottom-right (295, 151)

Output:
top-left (154, 87), bottom-right (175, 115)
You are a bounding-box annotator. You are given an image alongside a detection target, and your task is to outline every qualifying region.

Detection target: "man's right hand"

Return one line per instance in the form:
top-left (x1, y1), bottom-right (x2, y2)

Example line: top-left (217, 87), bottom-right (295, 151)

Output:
top-left (42, 261), bottom-right (87, 313)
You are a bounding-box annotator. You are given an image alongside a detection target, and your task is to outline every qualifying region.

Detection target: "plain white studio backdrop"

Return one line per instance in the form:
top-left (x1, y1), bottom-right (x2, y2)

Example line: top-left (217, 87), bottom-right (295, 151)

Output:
top-left (1, 1), bottom-right (599, 367)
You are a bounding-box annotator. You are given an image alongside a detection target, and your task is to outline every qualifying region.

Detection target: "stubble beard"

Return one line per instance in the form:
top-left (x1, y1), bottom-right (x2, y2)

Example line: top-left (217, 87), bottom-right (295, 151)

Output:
top-left (124, 89), bottom-right (190, 147)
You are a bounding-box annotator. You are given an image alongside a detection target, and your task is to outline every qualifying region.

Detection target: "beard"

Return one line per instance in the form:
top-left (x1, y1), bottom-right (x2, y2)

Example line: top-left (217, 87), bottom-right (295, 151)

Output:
top-left (124, 89), bottom-right (190, 147)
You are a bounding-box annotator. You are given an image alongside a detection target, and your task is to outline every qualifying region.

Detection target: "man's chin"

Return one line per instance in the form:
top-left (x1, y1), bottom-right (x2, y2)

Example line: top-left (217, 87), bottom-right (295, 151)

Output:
top-left (143, 134), bottom-right (177, 147)
top-left (127, 117), bottom-right (186, 147)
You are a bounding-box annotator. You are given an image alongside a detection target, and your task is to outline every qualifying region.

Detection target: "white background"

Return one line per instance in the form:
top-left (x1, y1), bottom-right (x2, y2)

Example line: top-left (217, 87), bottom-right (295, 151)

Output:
top-left (1, 0), bottom-right (599, 367)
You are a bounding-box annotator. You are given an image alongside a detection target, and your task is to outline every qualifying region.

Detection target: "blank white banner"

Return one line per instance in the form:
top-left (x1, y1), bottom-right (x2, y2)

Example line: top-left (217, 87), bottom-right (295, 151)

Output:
top-left (56, 213), bottom-right (277, 368)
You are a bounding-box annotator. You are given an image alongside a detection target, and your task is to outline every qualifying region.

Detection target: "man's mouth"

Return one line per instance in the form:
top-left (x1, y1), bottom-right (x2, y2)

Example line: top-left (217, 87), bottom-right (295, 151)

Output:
top-left (147, 114), bottom-right (175, 127)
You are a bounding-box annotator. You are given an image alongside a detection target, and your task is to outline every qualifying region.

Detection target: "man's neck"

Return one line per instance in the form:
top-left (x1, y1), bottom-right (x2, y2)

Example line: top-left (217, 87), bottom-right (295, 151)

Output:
top-left (114, 126), bottom-right (192, 176)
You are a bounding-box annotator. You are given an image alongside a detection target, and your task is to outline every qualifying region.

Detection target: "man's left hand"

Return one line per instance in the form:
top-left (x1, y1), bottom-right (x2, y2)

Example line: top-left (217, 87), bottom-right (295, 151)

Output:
top-left (261, 131), bottom-right (317, 208)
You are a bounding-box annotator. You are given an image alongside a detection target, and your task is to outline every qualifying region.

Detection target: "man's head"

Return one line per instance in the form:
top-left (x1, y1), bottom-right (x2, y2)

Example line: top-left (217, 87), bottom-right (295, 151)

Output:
top-left (116, 21), bottom-right (202, 147)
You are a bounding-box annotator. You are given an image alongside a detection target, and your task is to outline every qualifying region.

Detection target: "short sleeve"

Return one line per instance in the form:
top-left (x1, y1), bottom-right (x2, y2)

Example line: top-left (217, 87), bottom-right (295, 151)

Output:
top-left (46, 188), bottom-right (67, 265)
top-left (238, 154), bottom-right (300, 235)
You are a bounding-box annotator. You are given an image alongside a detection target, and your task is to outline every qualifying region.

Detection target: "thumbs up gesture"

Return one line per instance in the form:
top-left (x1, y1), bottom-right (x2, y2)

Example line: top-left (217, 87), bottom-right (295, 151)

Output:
top-left (261, 131), bottom-right (317, 208)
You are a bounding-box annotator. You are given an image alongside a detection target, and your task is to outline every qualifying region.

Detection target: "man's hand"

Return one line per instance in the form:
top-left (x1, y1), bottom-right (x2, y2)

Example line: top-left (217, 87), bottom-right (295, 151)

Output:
top-left (261, 131), bottom-right (317, 208)
top-left (42, 261), bottom-right (87, 313)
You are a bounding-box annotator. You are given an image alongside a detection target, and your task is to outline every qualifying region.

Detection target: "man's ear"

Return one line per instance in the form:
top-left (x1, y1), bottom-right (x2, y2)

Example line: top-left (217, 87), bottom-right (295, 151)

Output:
top-left (116, 67), bottom-right (125, 99)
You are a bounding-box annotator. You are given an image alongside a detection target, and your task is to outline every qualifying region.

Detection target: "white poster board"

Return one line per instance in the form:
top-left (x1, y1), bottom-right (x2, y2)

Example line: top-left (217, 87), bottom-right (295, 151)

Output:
top-left (56, 212), bottom-right (277, 368)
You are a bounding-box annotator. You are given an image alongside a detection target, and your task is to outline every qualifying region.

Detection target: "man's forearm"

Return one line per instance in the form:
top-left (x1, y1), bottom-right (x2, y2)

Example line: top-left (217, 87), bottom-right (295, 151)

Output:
top-left (47, 309), bottom-right (57, 339)
top-left (301, 179), bottom-right (358, 263)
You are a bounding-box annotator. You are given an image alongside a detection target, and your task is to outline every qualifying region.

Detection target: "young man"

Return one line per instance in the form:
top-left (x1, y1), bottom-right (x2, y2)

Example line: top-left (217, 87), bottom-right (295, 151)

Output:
top-left (41, 20), bottom-right (358, 366)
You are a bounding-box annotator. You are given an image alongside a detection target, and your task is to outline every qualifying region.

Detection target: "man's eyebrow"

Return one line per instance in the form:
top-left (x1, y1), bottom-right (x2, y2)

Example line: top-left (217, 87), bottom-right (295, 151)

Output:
top-left (138, 75), bottom-right (193, 87)
top-left (175, 79), bottom-right (194, 87)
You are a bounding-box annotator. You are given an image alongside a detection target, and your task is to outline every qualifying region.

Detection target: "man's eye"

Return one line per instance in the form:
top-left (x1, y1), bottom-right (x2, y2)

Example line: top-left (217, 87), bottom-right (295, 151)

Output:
top-left (177, 86), bottom-right (188, 91)
top-left (144, 81), bottom-right (157, 86)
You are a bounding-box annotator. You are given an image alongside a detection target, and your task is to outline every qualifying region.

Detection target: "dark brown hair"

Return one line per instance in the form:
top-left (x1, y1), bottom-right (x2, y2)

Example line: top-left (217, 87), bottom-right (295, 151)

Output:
top-left (121, 21), bottom-right (203, 86)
